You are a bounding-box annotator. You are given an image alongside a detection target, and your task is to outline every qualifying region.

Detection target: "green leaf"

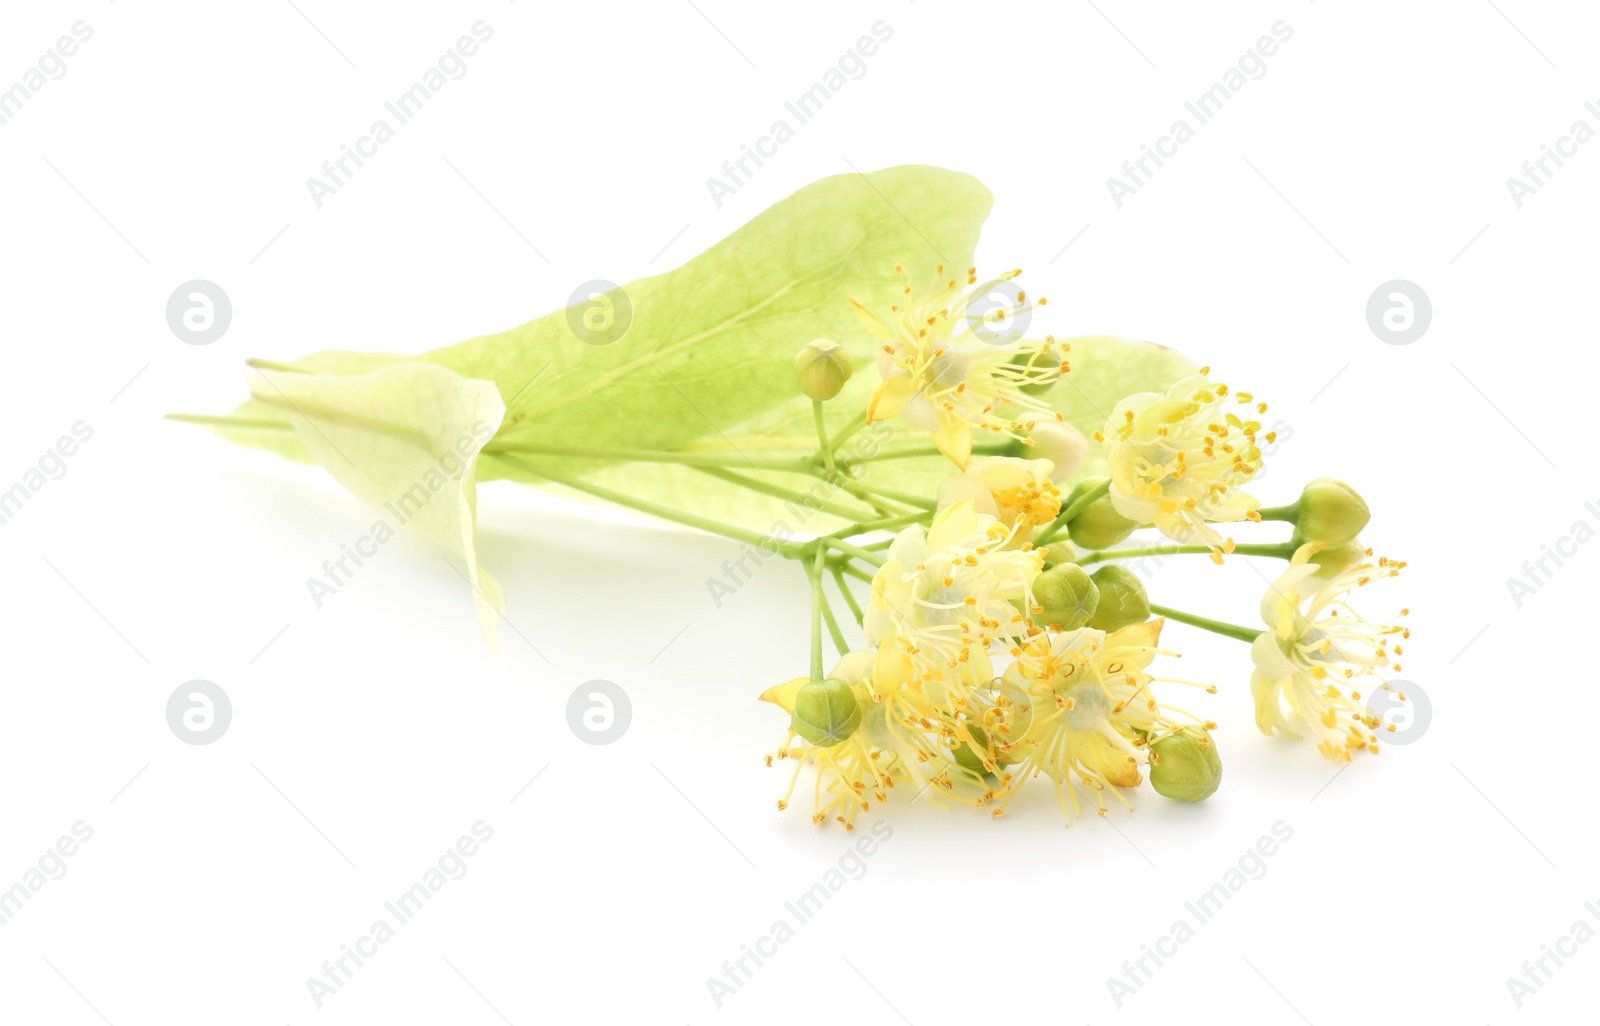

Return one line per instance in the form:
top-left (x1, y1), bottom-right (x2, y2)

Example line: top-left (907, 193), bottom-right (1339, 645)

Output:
top-left (175, 167), bottom-right (1198, 623)
top-left (177, 164), bottom-right (995, 522)
top-left (587, 335), bottom-right (1198, 534)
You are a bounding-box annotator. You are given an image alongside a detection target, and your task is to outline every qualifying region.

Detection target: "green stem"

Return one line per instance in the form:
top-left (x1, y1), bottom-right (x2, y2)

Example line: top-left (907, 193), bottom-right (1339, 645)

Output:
top-left (1149, 603), bottom-right (1262, 643)
top-left (497, 455), bottom-right (800, 555)
top-left (487, 441), bottom-right (811, 473)
top-left (836, 485), bottom-right (898, 518)
top-left (826, 510), bottom-right (928, 539)
top-left (1059, 478), bottom-right (1112, 524)
top-left (812, 399), bottom-right (838, 477)
top-left (822, 474), bottom-right (936, 512)
top-left (865, 442), bottom-right (1011, 462)
top-left (1035, 478), bottom-right (1110, 546)
top-left (1077, 541), bottom-right (1297, 565)
top-left (692, 466), bottom-right (877, 523)
top-left (809, 546), bottom-right (827, 681)
top-left (838, 561), bottom-right (875, 585)
top-left (1255, 502), bottom-right (1299, 523)
top-left (825, 405), bottom-right (871, 453)
top-left (831, 568), bottom-right (865, 626)
top-left (824, 537), bottom-right (886, 567)
top-left (819, 586), bottom-right (849, 657)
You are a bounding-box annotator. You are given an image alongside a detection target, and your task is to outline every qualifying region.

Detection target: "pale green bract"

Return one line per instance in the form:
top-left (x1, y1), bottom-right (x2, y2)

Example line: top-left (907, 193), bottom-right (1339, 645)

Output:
top-left (174, 165), bottom-right (1196, 637)
top-left (246, 361), bottom-right (507, 647)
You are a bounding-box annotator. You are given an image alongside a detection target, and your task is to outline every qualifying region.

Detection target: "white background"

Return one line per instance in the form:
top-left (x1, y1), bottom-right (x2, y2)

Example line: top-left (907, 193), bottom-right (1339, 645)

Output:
top-left (0, 1), bottom-right (1593, 1023)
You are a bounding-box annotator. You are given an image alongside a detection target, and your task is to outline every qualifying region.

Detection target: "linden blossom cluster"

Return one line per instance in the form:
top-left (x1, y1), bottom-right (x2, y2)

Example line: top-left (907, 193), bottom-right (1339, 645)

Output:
top-left (749, 265), bottom-right (1414, 828)
top-left (179, 166), bottom-right (1416, 828)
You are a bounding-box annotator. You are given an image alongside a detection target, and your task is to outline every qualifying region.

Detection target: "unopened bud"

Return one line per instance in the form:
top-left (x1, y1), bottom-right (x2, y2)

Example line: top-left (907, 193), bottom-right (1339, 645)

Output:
top-left (1307, 537), bottom-right (1366, 579)
top-left (794, 339), bottom-right (853, 401)
top-left (1065, 476), bottom-right (1138, 550)
top-left (791, 678), bottom-right (862, 747)
top-left (1296, 478), bottom-right (1370, 545)
top-left (1009, 353), bottom-right (1062, 397)
top-left (1149, 726), bottom-right (1222, 802)
top-left (1086, 565), bottom-right (1149, 632)
top-left (1019, 419), bottom-right (1088, 482)
top-left (951, 723), bottom-right (996, 775)
top-left (1032, 563), bottom-right (1099, 630)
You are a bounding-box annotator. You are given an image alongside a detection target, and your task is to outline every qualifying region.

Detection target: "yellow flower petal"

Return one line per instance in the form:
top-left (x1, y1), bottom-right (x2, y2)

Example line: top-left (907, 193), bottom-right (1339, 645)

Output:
top-left (933, 413), bottom-right (974, 469)
top-left (759, 676), bottom-right (809, 713)
top-left (866, 375), bottom-right (916, 423)
top-left (850, 297), bottom-right (894, 339)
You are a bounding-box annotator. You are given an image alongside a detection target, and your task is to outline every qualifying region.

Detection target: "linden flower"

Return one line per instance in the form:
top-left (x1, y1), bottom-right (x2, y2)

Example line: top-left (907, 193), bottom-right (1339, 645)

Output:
top-left (935, 456), bottom-right (1062, 546)
top-left (866, 501), bottom-right (1043, 713)
top-left (1249, 542), bottom-right (1409, 762)
top-left (854, 265), bottom-right (1069, 468)
top-left (986, 620), bottom-right (1207, 822)
top-left (1097, 370), bottom-right (1273, 560)
top-left (761, 651), bottom-right (914, 830)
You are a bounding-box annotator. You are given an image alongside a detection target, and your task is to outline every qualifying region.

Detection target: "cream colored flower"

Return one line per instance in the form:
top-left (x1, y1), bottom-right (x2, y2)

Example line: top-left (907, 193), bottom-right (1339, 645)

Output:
top-left (761, 651), bottom-right (912, 830)
top-left (1249, 542), bottom-right (1408, 762)
top-left (866, 502), bottom-right (1043, 701)
top-left (855, 266), bottom-right (1068, 468)
top-left (1098, 370), bottom-right (1272, 560)
top-left (987, 620), bottom-right (1202, 822)
top-left (935, 456), bottom-right (1062, 545)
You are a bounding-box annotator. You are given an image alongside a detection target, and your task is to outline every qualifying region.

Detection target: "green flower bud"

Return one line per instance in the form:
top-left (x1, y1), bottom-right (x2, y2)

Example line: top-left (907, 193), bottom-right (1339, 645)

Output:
top-left (794, 339), bottom-right (853, 401)
top-left (1306, 536), bottom-right (1367, 579)
top-left (1086, 565), bottom-right (1149, 632)
top-left (1296, 478), bottom-right (1370, 545)
top-left (1064, 476), bottom-right (1138, 551)
top-left (951, 723), bottom-right (994, 775)
top-left (1032, 563), bottom-right (1099, 630)
top-left (1148, 726), bottom-right (1222, 802)
top-left (1009, 353), bottom-right (1059, 397)
top-left (790, 678), bottom-right (862, 747)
